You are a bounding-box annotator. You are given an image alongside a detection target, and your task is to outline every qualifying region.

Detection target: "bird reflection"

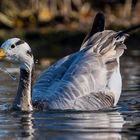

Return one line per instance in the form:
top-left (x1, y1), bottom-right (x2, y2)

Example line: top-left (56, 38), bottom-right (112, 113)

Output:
top-left (20, 113), bottom-right (35, 140)
top-left (0, 110), bottom-right (125, 140)
top-left (30, 110), bottom-right (125, 140)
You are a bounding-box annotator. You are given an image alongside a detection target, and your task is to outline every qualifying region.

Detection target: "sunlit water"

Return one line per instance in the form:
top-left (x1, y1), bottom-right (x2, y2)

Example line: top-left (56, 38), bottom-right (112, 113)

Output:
top-left (0, 50), bottom-right (140, 140)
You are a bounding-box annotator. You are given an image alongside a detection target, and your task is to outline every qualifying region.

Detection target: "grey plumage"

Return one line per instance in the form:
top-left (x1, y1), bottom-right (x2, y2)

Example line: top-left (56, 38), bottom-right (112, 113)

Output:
top-left (32, 30), bottom-right (126, 110)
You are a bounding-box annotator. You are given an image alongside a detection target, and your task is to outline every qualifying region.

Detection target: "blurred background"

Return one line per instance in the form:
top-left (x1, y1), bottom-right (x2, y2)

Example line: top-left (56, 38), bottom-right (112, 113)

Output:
top-left (0, 0), bottom-right (139, 65)
top-left (0, 2), bottom-right (140, 139)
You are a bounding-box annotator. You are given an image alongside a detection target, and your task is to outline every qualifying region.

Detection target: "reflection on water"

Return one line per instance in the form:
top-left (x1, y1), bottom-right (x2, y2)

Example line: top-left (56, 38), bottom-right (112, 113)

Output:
top-left (0, 111), bottom-right (125, 140)
top-left (0, 49), bottom-right (140, 139)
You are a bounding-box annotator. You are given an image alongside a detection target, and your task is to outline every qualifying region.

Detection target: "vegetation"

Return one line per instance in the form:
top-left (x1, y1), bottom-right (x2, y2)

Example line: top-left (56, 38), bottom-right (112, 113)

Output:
top-left (0, 0), bottom-right (139, 29)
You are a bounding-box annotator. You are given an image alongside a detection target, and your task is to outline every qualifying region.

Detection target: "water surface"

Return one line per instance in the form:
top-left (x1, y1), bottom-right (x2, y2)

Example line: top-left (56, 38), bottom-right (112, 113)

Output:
top-left (0, 50), bottom-right (140, 140)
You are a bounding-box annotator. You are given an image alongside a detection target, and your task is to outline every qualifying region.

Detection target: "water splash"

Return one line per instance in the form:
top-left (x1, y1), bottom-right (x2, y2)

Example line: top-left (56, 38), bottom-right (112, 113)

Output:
top-left (0, 66), bottom-right (16, 80)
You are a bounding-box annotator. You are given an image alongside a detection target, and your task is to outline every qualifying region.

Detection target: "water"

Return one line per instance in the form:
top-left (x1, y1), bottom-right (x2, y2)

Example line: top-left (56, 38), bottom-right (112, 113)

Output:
top-left (0, 50), bottom-right (140, 140)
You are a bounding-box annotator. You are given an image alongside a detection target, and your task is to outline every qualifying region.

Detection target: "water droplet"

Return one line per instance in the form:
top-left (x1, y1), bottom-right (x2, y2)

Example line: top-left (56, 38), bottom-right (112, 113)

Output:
top-left (0, 66), bottom-right (16, 81)
top-left (4, 68), bottom-right (17, 80)
top-left (35, 59), bottom-right (39, 64)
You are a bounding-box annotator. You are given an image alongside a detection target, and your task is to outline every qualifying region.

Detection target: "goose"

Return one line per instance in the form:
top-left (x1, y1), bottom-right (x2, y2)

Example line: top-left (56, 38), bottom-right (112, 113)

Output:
top-left (0, 13), bottom-right (138, 112)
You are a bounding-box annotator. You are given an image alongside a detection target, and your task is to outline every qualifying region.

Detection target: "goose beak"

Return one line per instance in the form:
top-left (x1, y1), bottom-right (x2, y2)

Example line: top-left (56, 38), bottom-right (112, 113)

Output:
top-left (0, 48), bottom-right (6, 59)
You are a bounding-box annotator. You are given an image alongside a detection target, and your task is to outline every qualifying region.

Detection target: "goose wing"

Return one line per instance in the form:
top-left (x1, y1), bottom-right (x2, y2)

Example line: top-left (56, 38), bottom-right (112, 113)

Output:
top-left (35, 49), bottom-right (115, 110)
top-left (32, 47), bottom-right (110, 109)
top-left (32, 30), bottom-right (121, 110)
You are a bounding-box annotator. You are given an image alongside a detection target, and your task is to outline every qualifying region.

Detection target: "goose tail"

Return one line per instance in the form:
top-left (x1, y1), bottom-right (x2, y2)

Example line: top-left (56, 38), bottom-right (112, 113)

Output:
top-left (81, 12), bottom-right (105, 49)
top-left (115, 24), bottom-right (140, 39)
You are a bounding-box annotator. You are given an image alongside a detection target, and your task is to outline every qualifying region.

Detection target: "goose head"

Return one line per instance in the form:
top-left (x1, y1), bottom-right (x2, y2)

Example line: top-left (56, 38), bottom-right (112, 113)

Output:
top-left (0, 38), bottom-right (34, 71)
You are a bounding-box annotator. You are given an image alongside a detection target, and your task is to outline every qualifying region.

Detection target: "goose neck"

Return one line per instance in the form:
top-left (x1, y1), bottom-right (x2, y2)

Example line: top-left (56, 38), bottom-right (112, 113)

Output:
top-left (13, 66), bottom-right (33, 111)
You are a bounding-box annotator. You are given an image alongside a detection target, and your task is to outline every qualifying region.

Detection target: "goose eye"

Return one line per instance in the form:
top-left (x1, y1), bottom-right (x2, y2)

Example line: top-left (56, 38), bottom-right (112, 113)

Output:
top-left (11, 44), bottom-right (16, 49)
